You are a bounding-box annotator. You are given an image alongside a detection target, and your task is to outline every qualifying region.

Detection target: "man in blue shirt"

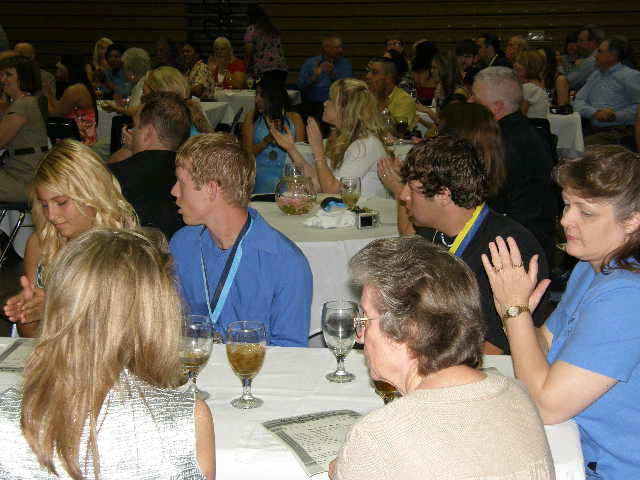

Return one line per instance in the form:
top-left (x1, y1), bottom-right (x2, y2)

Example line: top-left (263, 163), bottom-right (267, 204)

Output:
top-left (297, 34), bottom-right (352, 135)
top-left (573, 37), bottom-right (640, 145)
top-left (568, 25), bottom-right (604, 92)
top-left (169, 133), bottom-right (313, 347)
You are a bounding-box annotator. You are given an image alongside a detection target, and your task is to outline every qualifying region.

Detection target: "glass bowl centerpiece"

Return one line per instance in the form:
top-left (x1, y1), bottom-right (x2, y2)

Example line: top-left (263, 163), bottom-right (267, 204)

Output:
top-left (275, 174), bottom-right (316, 215)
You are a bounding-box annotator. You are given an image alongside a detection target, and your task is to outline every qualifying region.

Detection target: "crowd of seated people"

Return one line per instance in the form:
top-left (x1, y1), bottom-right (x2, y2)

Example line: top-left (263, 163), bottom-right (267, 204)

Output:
top-left (0, 15), bottom-right (640, 480)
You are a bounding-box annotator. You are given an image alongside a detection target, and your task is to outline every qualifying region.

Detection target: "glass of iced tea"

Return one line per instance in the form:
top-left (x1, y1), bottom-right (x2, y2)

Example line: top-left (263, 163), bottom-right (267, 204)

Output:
top-left (226, 321), bottom-right (267, 409)
top-left (340, 177), bottom-right (361, 209)
top-left (373, 380), bottom-right (401, 404)
top-left (180, 314), bottom-right (215, 400)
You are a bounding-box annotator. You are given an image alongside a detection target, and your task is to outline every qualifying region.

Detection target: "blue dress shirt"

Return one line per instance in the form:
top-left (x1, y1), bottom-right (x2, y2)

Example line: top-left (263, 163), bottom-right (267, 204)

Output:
top-left (573, 63), bottom-right (640, 127)
top-left (567, 51), bottom-right (596, 91)
top-left (297, 55), bottom-right (352, 103)
top-left (170, 208), bottom-right (313, 347)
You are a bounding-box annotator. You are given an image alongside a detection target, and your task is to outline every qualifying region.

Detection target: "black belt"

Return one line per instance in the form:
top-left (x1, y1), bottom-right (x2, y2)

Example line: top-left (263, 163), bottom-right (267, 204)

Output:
top-left (13, 146), bottom-right (49, 156)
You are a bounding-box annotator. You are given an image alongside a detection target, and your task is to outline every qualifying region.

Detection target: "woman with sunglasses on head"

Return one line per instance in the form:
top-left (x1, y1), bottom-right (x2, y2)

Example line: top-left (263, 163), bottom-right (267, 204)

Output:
top-left (483, 145), bottom-right (640, 479)
top-left (328, 236), bottom-right (553, 480)
top-left (3, 139), bottom-right (138, 337)
top-left (270, 78), bottom-right (390, 197)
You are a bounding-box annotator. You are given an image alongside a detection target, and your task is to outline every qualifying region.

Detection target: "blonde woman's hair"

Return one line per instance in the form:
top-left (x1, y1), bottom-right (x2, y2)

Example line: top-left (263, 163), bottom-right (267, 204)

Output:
top-left (145, 66), bottom-right (213, 133)
top-left (213, 36), bottom-right (234, 60)
top-left (30, 139), bottom-right (139, 269)
top-left (325, 78), bottom-right (390, 170)
top-left (176, 133), bottom-right (255, 207)
top-left (516, 50), bottom-right (546, 82)
top-left (21, 228), bottom-right (183, 479)
top-left (92, 37), bottom-right (113, 69)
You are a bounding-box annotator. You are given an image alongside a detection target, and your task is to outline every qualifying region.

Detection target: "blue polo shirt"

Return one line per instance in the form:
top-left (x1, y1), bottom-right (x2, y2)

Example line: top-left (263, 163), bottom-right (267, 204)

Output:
top-left (546, 261), bottom-right (640, 479)
top-left (297, 55), bottom-right (352, 103)
top-left (169, 208), bottom-right (312, 347)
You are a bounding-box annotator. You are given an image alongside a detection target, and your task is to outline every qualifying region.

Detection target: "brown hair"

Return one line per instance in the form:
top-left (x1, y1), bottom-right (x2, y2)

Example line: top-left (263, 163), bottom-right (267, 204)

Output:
top-left (401, 135), bottom-right (488, 209)
top-left (439, 102), bottom-right (506, 196)
top-left (555, 145), bottom-right (640, 273)
top-left (350, 236), bottom-right (485, 376)
top-left (176, 133), bottom-right (255, 207)
top-left (21, 228), bottom-right (183, 479)
top-left (0, 55), bottom-right (41, 93)
top-left (139, 91), bottom-right (190, 150)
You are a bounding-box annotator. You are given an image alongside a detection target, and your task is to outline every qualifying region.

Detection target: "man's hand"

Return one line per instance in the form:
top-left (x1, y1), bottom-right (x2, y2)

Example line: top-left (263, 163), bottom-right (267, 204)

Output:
top-left (595, 108), bottom-right (616, 122)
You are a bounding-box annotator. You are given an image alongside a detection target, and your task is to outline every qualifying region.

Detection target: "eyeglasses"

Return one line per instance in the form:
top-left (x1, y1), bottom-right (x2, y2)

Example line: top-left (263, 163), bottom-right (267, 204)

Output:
top-left (353, 312), bottom-right (383, 336)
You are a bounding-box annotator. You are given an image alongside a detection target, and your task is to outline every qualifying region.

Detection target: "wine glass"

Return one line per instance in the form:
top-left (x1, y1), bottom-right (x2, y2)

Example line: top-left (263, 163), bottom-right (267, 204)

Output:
top-left (94, 85), bottom-right (104, 100)
top-left (322, 300), bottom-right (358, 383)
top-left (226, 321), bottom-right (267, 409)
top-left (373, 380), bottom-right (401, 404)
top-left (180, 314), bottom-right (215, 400)
top-left (340, 177), bottom-right (361, 209)
top-left (246, 75), bottom-right (255, 90)
top-left (395, 116), bottom-right (409, 140)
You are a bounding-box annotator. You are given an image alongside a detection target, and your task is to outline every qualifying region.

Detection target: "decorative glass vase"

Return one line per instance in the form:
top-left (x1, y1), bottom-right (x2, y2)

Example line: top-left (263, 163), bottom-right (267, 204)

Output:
top-left (275, 175), bottom-right (316, 215)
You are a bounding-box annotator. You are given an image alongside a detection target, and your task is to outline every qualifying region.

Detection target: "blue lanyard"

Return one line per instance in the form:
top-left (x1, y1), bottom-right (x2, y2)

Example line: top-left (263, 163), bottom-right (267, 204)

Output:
top-left (199, 215), bottom-right (253, 329)
top-left (449, 203), bottom-right (489, 258)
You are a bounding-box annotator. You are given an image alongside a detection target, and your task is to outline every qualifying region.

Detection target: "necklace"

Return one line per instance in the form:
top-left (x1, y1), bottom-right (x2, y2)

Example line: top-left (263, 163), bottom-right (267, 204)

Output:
top-left (439, 231), bottom-right (454, 248)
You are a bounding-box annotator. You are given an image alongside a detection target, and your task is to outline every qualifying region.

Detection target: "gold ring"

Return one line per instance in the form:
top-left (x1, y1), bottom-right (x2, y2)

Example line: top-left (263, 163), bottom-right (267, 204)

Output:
top-left (494, 265), bottom-right (503, 273)
top-left (513, 263), bottom-right (523, 268)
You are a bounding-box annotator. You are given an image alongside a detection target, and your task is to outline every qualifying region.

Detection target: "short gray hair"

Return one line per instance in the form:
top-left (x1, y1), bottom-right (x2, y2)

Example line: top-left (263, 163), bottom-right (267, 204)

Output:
top-left (474, 66), bottom-right (523, 113)
top-left (349, 236), bottom-right (485, 375)
top-left (122, 47), bottom-right (151, 80)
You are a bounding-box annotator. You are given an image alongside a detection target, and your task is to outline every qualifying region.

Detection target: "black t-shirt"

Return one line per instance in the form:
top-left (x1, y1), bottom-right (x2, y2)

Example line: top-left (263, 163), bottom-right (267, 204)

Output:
top-left (491, 112), bottom-right (557, 261)
top-left (416, 209), bottom-right (550, 353)
top-left (109, 150), bottom-right (183, 239)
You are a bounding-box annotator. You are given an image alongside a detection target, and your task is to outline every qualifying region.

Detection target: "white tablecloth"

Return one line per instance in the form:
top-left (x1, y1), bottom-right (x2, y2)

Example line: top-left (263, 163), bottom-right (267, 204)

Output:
top-left (214, 89), bottom-right (301, 122)
top-left (251, 198), bottom-right (398, 335)
top-left (97, 106), bottom-right (118, 142)
top-left (97, 101), bottom-right (236, 143)
top-left (198, 100), bottom-right (235, 130)
top-left (0, 340), bottom-right (585, 479)
top-left (548, 112), bottom-right (584, 158)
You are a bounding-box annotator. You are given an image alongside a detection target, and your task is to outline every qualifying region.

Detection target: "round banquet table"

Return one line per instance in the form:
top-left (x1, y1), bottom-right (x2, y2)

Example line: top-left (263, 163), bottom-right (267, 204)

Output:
top-left (0, 338), bottom-right (585, 480)
top-left (250, 197), bottom-right (398, 336)
top-left (214, 89), bottom-right (301, 122)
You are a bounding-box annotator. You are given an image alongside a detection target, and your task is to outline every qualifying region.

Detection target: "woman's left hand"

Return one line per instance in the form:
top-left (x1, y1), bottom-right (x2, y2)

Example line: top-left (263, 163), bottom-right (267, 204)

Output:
top-left (481, 236), bottom-right (551, 317)
top-left (377, 157), bottom-right (403, 197)
top-left (269, 122), bottom-right (295, 152)
top-left (306, 117), bottom-right (324, 157)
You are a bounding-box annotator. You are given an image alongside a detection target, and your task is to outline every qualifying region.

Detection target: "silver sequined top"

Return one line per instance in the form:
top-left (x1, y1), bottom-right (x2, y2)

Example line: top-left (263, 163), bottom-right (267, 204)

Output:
top-left (0, 370), bottom-right (207, 479)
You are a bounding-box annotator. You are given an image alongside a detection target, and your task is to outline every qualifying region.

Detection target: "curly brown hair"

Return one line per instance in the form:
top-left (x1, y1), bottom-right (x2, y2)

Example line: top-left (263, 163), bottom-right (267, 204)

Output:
top-left (401, 135), bottom-right (488, 208)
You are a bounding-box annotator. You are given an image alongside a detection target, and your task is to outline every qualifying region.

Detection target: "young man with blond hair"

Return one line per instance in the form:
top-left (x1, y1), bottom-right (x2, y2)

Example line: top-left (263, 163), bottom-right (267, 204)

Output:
top-left (169, 133), bottom-right (312, 346)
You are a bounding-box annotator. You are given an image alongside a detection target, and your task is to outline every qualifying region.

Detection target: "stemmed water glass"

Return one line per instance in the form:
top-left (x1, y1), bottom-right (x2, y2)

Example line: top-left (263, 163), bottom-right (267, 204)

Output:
top-left (226, 321), bottom-right (267, 409)
top-left (322, 300), bottom-right (358, 383)
top-left (340, 177), bottom-right (361, 209)
top-left (180, 314), bottom-right (215, 400)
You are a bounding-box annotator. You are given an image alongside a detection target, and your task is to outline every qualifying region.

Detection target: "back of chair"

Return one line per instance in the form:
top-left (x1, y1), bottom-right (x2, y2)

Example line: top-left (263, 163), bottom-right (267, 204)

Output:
top-left (47, 117), bottom-right (81, 145)
top-left (230, 107), bottom-right (244, 137)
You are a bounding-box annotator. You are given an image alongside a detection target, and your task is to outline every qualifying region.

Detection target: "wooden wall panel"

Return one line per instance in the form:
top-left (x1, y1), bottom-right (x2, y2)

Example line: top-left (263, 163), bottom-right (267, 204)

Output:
top-left (1, 0), bottom-right (638, 82)
top-left (258, 0), bottom-right (640, 81)
top-left (1, 0), bottom-right (187, 71)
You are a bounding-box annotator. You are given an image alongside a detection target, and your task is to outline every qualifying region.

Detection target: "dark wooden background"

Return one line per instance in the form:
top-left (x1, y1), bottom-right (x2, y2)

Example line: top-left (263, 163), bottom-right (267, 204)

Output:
top-left (2, 0), bottom-right (639, 82)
